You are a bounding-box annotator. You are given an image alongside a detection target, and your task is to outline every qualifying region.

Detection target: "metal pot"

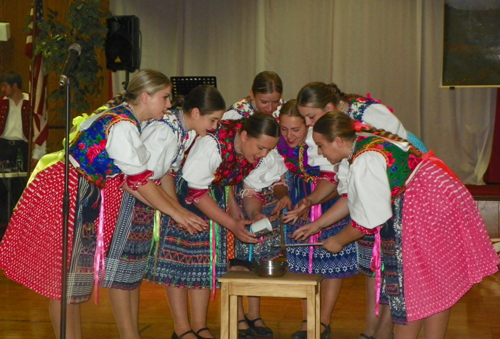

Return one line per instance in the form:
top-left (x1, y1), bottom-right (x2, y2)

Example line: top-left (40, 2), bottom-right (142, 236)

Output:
top-left (254, 259), bottom-right (288, 277)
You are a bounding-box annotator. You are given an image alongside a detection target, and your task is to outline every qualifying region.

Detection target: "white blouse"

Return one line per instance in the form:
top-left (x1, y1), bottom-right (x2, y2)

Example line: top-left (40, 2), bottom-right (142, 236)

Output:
top-left (306, 103), bottom-right (408, 172)
top-left (70, 108), bottom-right (149, 176)
top-left (182, 136), bottom-right (287, 190)
top-left (353, 103), bottom-right (408, 139)
top-left (140, 112), bottom-right (196, 179)
top-left (336, 134), bottom-right (410, 229)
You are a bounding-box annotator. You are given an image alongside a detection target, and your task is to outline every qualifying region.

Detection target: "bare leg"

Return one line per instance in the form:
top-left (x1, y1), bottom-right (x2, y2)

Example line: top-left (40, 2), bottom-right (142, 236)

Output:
top-left (49, 299), bottom-right (82, 339)
top-left (108, 288), bottom-right (141, 339)
top-left (230, 265), bottom-right (251, 330)
top-left (360, 277), bottom-right (394, 339)
top-left (422, 309), bottom-right (450, 339)
top-left (394, 319), bottom-right (422, 339)
top-left (394, 309), bottom-right (450, 339)
top-left (189, 288), bottom-right (214, 338)
top-left (295, 278), bottom-right (342, 332)
top-left (295, 299), bottom-right (308, 332)
top-left (320, 278), bottom-right (342, 326)
top-left (361, 276), bottom-right (378, 337)
top-left (165, 286), bottom-right (197, 339)
top-left (371, 304), bottom-right (394, 339)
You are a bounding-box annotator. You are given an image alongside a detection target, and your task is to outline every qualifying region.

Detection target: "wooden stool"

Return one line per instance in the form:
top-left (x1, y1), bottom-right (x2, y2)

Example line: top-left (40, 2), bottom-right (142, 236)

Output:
top-left (219, 271), bottom-right (323, 339)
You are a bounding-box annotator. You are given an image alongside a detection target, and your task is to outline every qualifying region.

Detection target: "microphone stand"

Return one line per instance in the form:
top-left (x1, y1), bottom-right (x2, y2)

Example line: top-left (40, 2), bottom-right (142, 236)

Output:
top-left (60, 77), bottom-right (71, 339)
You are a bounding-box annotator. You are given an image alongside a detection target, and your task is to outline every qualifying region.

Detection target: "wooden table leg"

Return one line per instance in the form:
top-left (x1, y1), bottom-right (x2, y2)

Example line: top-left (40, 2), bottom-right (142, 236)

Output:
top-left (229, 294), bottom-right (238, 339)
top-left (316, 283), bottom-right (321, 337)
top-left (220, 283), bottom-right (229, 339)
top-left (306, 286), bottom-right (318, 338)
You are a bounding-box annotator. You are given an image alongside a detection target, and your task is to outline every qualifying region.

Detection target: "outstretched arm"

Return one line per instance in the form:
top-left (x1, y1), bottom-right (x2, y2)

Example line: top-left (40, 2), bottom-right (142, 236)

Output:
top-left (283, 179), bottom-right (337, 224)
top-left (291, 196), bottom-right (349, 241)
top-left (322, 224), bottom-right (365, 253)
top-left (195, 194), bottom-right (257, 244)
top-left (124, 180), bottom-right (207, 234)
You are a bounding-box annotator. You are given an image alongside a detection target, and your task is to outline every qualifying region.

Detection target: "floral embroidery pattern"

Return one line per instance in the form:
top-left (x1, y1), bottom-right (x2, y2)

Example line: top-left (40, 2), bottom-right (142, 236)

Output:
top-left (346, 96), bottom-right (380, 122)
top-left (68, 104), bottom-right (140, 188)
top-left (229, 97), bottom-right (284, 119)
top-left (210, 120), bottom-right (257, 186)
top-left (276, 135), bottom-right (321, 182)
top-left (87, 139), bottom-right (107, 164)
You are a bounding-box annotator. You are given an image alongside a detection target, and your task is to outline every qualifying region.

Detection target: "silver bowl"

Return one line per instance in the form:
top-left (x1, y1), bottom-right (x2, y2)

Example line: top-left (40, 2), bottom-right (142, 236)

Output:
top-left (254, 260), bottom-right (288, 277)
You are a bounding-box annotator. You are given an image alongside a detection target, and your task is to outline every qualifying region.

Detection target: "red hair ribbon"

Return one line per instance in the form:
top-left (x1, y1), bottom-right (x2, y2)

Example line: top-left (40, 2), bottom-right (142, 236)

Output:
top-left (353, 120), bottom-right (371, 132)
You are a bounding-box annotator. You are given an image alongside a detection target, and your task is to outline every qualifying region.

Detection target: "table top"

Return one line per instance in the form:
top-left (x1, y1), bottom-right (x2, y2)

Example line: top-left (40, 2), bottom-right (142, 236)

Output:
top-left (0, 171), bottom-right (28, 178)
top-left (219, 271), bottom-right (323, 285)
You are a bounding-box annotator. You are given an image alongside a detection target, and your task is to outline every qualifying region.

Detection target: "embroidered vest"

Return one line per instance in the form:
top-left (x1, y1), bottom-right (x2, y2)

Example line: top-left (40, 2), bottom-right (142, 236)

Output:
top-left (276, 135), bottom-right (320, 182)
top-left (351, 135), bottom-right (422, 200)
top-left (68, 105), bottom-right (140, 188)
top-left (0, 98), bottom-right (31, 139)
top-left (209, 120), bottom-right (257, 186)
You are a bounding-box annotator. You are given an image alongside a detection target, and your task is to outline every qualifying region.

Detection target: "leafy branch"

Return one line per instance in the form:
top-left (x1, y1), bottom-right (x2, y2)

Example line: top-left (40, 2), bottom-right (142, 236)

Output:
top-left (29, 0), bottom-right (110, 116)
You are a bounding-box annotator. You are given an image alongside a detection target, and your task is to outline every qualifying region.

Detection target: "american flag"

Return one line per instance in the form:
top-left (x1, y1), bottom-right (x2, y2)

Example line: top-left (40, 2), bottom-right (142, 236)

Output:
top-left (25, 0), bottom-right (48, 149)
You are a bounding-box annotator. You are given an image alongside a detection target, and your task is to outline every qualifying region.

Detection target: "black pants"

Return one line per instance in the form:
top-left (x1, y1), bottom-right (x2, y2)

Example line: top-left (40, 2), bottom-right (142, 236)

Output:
top-left (0, 138), bottom-right (28, 222)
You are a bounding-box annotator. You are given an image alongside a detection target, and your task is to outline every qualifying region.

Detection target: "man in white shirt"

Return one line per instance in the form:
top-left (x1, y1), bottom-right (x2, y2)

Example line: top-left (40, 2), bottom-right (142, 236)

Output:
top-left (0, 72), bottom-right (44, 221)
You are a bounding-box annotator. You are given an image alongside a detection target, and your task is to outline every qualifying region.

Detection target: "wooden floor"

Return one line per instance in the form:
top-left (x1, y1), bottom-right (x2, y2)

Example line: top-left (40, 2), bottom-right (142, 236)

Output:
top-left (0, 269), bottom-right (499, 339)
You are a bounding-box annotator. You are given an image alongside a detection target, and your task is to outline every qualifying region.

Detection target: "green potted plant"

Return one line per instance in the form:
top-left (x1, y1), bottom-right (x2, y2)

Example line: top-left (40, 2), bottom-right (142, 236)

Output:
top-left (30, 0), bottom-right (110, 116)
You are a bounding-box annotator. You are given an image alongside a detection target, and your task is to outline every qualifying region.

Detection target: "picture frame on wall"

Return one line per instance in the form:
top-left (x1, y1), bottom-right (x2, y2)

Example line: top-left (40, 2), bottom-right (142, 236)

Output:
top-left (442, 0), bottom-right (500, 88)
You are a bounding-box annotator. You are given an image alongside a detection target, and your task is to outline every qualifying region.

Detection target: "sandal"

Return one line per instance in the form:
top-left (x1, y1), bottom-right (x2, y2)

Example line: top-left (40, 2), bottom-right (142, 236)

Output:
top-left (291, 320), bottom-right (307, 339)
top-left (244, 314), bottom-right (273, 337)
top-left (238, 319), bottom-right (256, 339)
top-left (320, 323), bottom-right (331, 339)
top-left (172, 330), bottom-right (196, 339)
top-left (195, 327), bottom-right (214, 339)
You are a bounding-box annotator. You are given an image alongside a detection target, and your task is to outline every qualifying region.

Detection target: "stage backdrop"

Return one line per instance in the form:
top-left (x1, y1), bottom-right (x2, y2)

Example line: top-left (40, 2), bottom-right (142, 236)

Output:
top-left (110, 0), bottom-right (496, 185)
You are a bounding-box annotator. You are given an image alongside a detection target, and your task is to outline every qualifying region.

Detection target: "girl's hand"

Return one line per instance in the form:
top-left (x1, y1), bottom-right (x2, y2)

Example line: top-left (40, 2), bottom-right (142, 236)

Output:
top-left (322, 236), bottom-right (344, 254)
top-left (291, 222), bottom-right (322, 242)
top-left (271, 195), bottom-right (292, 215)
top-left (250, 213), bottom-right (266, 224)
top-left (283, 198), bottom-right (312, 224)
top-left (229, 219), bottom-right (257, 244)
top-left (172, 208), bottom-right (207, 234)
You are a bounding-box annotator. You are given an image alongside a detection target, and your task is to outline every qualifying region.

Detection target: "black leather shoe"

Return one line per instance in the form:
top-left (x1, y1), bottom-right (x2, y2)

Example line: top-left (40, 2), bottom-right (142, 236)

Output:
top-left (320, 323), bottom-right (331, 339)
top-left (244, 314), bottom-right (273, 337)
top-left (195, 327), bottom-right (214, 339)
top-left (172, 330), bottom-right (196, 339)
top-left (238, 319), bottom-right (257, 339)
top-left (291, 320), bottom-right (307, 339)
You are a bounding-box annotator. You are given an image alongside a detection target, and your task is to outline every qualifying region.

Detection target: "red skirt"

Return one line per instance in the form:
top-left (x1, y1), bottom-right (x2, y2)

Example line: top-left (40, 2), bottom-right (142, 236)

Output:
top-left (0, 161), bottom-right (123, 301)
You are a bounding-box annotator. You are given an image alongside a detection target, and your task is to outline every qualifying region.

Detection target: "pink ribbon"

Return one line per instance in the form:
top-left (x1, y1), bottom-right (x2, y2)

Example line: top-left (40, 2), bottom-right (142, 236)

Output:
top-left (211, 220), bottom-right (217, 301)
top-left (370, 227), bottom-right (382, 317)
top-left (308, 182), bottom-right (322, 274)
top-left (93, 189), bottom-right (106, 304)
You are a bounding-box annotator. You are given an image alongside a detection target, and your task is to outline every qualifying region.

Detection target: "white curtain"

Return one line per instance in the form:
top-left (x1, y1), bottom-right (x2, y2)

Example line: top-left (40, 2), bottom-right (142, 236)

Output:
top-left (110, 0), bottom-right (496, 184)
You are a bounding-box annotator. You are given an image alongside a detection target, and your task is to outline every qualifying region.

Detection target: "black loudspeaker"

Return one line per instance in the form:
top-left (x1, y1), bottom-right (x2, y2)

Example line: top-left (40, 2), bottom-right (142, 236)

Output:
top-left (105, 15), bottom-right (141, 72)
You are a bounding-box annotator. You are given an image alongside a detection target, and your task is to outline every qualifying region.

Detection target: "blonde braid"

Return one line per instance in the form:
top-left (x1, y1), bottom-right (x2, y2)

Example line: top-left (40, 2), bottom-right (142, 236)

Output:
top-left (357, 125), bottom-right (422, 157)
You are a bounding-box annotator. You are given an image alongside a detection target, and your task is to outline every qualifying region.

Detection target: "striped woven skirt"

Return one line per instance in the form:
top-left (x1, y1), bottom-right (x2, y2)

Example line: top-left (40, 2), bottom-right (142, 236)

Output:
top-left (144, 176), bottom-right (229, 289)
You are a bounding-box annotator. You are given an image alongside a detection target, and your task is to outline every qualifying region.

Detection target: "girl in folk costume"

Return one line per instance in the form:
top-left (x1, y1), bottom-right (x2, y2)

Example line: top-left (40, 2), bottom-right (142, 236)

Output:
top-left (145, 113), bottom-right (286, 339)
top-left (222, 71), bottom-right (284, 120)
top-left (222, 71), bottom-right (286, 338)
top-left (101, 85), bottom-right (226, 339)
top-left (277, 100), bottom-right (358, 339)
top-left (288, 81), bottom-right (427, 339)
top-left (0, 69), bottom-right (205, 339)
top-left (293, 111), bottom-right (499, 339)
